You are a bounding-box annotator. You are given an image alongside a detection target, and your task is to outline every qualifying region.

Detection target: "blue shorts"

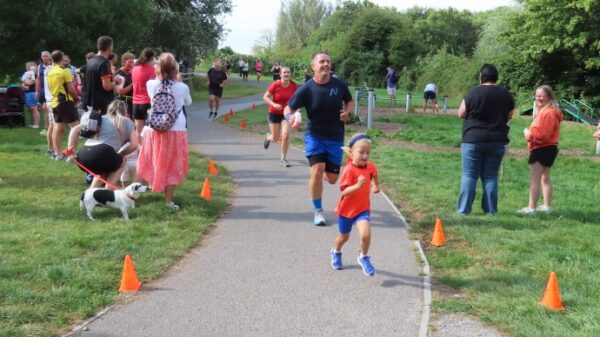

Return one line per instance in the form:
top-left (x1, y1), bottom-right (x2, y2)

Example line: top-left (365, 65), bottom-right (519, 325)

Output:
top-left (25, 92), bottom-right (37, 107)
top-left (338, 211), bottom-right (370, 234)
top-left (304, 134), bottom-right (343, 173)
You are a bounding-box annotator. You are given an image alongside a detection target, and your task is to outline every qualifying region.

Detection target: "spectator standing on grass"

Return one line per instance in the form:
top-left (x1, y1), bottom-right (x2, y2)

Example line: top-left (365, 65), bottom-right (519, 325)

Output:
top-left (77, 52), bottom-right (96, 95)
top-left (423, 82), bottom-right (439, 114)
top-left (115, 52), bottom-right (135, 117)
top-left (284, 51), bottom-right (354, 226)
top-left (271, 62), bottom-right (281, 81)
top-left (238, 58), bottom-right (244, 78)
top-left (132, 48), bottom-right (157, 139)
top-left (518, 85), bottom-right (563, 214)
top-left (262, 66), bottom-right (299, 167)
top-left (136, 53), bottom-right (192, 210)
top-left (456, 64), bottom-right (514, 215)
top-left (385, 66), bottom-right (398, 106)
top-left (241, 59), bottom-right (249, 82)
top-left (62, 55), bottom-right (81, 99)
top-left (330, 133), bottom-right (379, 276)
top-left (46, 50), bottom-right (80, 160)
top-left (21, 61), bottom-right (40, 128)
top-left (207, 58), bottom-right (228, 119)
top-left (35, 51), bottom-right (52, 136)
top-left (83, 36), bottom-right (118, 115)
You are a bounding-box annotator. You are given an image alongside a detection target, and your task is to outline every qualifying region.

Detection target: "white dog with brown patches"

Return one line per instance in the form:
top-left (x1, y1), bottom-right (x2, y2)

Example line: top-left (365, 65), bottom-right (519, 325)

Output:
top-left (80, 183), bottom-right (149, 220)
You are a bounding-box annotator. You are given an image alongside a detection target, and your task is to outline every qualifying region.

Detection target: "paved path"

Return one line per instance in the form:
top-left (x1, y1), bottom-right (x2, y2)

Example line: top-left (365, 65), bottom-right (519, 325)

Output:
top-left (70, 91), bottom-right (423, 337)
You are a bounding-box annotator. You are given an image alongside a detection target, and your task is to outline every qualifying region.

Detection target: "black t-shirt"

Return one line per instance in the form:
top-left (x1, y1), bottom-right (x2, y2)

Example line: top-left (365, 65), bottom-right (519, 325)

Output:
top-left (462, 85), bottom-right (514, 144)
top-left (83, 55), bottom-right (115, 114)
top-left (287, 77), bottom-right (353, 141)
top-left (115, 69), bottom-right (133, 96)
top-left (207, 68), bottom-right (227, 89)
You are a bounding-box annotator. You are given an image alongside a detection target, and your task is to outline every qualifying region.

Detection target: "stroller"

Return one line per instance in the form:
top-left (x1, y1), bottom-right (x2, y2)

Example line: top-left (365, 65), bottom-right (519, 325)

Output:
top-left (0, 85), bottom-right (25, 127)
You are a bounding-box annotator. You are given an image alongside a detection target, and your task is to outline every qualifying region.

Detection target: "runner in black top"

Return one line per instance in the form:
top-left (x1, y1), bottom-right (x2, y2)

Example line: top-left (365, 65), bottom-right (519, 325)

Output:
top-left (207, 58), bottom-right (228, 119)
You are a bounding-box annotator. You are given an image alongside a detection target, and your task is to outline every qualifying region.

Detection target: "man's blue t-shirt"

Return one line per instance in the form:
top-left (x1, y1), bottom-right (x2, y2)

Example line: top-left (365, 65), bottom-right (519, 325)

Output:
top-left (287, 77), bottom-right (352, 141)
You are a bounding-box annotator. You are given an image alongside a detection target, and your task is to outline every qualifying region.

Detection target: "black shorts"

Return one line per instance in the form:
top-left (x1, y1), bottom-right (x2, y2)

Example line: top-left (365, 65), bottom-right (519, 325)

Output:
top-left (77, 144), bottom-right (123, 175)
top-left (268, 113), bottom-right (284, 124)
top-left (307, 154), bottom-right (341, 174)
top-left (53, 101), bottom-right (79, 124)
top-left (424, 91), bottom-right (436, 101)
top-left (208, 86), bottom-right (223, 98)
top-left (528, 145), bottom-right (558, 167)
top-left (132, 103), bottom-right (151, 121)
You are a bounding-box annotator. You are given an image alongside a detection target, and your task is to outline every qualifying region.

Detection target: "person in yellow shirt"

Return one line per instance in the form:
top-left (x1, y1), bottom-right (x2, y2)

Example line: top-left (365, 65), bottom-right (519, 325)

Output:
top-left (46, 50), bottom-right (80, 160)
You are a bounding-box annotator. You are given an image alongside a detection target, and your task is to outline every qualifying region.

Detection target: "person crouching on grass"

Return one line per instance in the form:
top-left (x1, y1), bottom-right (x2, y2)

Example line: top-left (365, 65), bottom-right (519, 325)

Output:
top-left (330, 134), bottom-right (380, 276)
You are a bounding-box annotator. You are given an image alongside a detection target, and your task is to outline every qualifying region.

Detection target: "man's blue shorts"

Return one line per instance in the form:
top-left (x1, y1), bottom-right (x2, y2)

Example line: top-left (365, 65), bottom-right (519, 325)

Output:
top-left (338, 211), bottom-right (371, 234)
top-left (304, 134), bottom-right (343, 172)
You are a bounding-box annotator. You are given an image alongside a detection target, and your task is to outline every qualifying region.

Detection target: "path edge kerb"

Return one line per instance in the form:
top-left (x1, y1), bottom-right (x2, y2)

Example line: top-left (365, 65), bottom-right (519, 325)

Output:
top-left (379, 191), bottom-right (431, 337)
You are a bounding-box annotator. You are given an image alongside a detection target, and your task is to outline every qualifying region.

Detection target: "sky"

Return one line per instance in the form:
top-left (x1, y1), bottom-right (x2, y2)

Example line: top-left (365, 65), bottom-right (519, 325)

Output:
top-left (218, 0), bottom-right (518, 55)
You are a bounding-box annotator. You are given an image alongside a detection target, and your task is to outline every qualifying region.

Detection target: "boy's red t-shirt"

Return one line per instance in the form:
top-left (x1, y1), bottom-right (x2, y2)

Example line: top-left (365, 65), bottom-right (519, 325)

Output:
top-left (267, 80), bottom-right (298, 115)
top-left (335, 162), bottom-right (378, 218)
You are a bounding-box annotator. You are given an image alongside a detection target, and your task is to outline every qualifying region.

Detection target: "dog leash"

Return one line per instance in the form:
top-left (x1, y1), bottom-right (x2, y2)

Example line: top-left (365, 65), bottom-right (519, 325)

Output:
top-left (64, 149), bottom-right (121, 190)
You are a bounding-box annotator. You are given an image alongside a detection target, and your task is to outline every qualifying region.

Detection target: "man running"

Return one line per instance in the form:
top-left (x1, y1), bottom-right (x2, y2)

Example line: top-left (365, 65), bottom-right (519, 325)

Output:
top-left (284, 51), bottom-right (354, 226)
top-left (207, 58), bottom-right (228, 119)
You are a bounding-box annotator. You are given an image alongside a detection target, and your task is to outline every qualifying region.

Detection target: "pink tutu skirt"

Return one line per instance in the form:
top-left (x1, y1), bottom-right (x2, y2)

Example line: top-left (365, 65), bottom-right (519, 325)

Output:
top-left (137, 130), bottom-right (189, 192)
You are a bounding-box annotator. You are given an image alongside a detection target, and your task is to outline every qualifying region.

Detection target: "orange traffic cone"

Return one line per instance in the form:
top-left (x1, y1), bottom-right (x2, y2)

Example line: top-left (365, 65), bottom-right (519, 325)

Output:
top-left (430, 217), bottom-right (446, 247)
top-left (229, 108), bottom-right (234, 116)
top-left (241, 119), bottom-right (246, 129)
top-left (200, 177), bottom-right (212, 200)
top-left (224, 115), bottom-right (229, 123)
top-left (251, 102), bottom-right (256, 109)
top-left (208, 160), bottom-right (218, 176)
top-left (540, 272), bottom-right (566, 310)
top-left (119, 255), bottom-right (141, 292)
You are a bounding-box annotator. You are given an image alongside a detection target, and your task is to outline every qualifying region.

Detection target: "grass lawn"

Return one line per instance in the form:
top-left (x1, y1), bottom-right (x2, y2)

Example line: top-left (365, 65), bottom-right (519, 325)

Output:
top-left (219, 107), bottom-right (600, 337)
top-left (0, 127), bottom-right (233, 336)
top-left (190, 79), bottom-right (263, 102)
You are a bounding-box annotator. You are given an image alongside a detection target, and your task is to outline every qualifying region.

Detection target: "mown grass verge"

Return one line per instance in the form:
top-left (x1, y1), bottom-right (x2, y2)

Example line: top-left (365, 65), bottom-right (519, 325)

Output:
top-left (0, 127), bottom-right (233, 337)
top-left (219, 106), bottom-right (600, 337)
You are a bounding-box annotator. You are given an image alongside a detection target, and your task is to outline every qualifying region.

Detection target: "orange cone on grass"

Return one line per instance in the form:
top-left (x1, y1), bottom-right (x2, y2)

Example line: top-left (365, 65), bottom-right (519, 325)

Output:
top-left (540, 272), bottom-right (566, 310)
top-left (251, 102), bottom-right (256, 109)
top-left (200, 177), bottom-right (212, 200)
top-left (430, 217), bottom-right (446, 247)
top-left (208, 160), bottom-right (218, 176)
top-left (241, 119), bottom-right (246, 129)
top-left (119, 255), bottom-right (141, 292)
top-left (224, 115), bottom-right (229, 123)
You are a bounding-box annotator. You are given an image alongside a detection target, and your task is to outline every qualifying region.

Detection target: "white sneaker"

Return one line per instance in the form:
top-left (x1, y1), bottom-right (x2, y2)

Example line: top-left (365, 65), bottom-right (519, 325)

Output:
top-left (536, 205), bottom-right (553, 213)
top-left (39, 128), bottom-right (47, 135)
top-left (166, 202), bottom-right (180, 210)
top-left (313, 210), bottom-right (326, 226)
top-left (517, 207), bottom-right (535, 214)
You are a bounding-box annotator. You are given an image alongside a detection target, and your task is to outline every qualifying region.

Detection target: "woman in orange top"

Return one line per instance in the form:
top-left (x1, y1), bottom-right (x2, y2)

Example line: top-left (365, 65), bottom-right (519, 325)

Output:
top-left (519, 85), bottom-right (563, 214)
top-left (330, 134), bottom-right (380, 276)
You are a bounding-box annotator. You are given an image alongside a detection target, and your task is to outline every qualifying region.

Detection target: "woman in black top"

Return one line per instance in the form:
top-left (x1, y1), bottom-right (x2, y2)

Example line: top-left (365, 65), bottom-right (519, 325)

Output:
top-left (456, 64), bottom-right (515, 215)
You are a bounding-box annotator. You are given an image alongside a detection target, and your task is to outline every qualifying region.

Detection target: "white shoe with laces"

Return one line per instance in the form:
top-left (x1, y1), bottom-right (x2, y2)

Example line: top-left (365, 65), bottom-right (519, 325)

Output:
top-left (536, 205), bottom-right (553, 213)
top-left (166, 202), bottom-right (180, 210)
top-left (517, 207), bottom-right (535, 214)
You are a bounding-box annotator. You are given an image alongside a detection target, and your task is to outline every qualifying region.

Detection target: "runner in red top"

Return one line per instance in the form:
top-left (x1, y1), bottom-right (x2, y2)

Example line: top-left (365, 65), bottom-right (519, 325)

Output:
top-left (330, 134), bottom-right (380, 276)
top-left (262, 66), bottom-right (298, 167)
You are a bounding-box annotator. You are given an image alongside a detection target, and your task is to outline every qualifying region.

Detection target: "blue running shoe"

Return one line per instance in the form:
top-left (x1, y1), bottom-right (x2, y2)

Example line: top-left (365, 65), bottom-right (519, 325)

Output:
top-left (330, 249), bottom-right (342, 270)
top-left (313, 209), bottom-right (326, 226)
top-left (357, 255), bottom-right (375, 276)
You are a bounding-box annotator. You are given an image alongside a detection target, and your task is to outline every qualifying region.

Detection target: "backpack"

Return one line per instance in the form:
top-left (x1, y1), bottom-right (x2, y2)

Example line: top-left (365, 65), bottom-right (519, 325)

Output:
top-left (80, 107), bottom-right (102, 138)
top-left (147, 80), bottom-right (179, 132)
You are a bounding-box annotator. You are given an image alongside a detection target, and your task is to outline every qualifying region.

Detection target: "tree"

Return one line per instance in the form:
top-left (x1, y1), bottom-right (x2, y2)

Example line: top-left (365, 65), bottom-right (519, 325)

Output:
top-left (275, 0), bottom-right (333, 52)
top-left (502, 0), bottom-right (600, 102)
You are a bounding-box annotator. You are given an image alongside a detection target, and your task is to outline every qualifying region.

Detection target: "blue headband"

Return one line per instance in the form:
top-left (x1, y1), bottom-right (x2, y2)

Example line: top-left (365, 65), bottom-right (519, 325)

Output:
top-left (348, 134), bottom-right (371, 148)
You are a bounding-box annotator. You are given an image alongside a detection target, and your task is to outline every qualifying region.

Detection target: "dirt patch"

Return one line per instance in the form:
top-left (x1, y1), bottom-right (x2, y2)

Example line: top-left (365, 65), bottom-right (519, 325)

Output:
top-left (428, 314), bottom-right (505, 337)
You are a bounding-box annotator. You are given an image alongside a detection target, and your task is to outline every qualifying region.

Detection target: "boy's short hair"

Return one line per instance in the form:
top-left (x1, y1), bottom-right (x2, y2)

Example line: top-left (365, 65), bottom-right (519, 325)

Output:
top-left (51, 50), bottom-right (64, 64)
top-left (121, 52), bottom-right (135, 64)
top-left (97, 36), bottom-right (113, 52)
top-left (479, 63), bottom-right (498, 83)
